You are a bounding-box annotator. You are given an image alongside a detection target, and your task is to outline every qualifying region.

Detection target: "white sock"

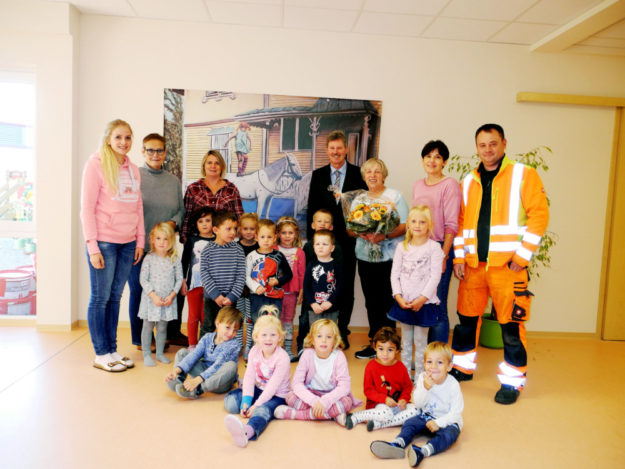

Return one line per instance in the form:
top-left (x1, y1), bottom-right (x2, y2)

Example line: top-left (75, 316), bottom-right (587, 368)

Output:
top-left (422, 443), bottom-right (433, 457)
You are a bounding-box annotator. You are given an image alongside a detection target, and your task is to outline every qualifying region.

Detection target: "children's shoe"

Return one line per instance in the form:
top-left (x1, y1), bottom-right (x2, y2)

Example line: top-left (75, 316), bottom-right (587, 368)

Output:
top-left (93, 354), bottom-right (126, 372)
top-left (224, 415), bottom-right (248, 448)
top-left (166, 376), bottom-right (184, 392)
top-left (494, 384), bottom-right (520, 404)
top-left (449, 368), bottom-right (473, 382)
top-left (335, 413), bottom-right (347, 427)
top-left (370, 441), bottom-right (405, 459)
top-left (273, 405), bottom-right (295, 420)
top-left (407, 445), bottom-right (424, 467)
top-left (175, 383), bottom-right (200, 400)
top-left (355, 346), bottom-right (376, 359)
top-left (345, 413), bottom-right (355, 430)
top-left (366, 420), bottom-right (377, 432)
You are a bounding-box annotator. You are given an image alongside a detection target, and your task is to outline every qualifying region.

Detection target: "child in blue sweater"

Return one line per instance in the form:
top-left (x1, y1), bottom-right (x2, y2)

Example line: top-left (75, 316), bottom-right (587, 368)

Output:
top-left (165, 306), bottom-right (242, 399)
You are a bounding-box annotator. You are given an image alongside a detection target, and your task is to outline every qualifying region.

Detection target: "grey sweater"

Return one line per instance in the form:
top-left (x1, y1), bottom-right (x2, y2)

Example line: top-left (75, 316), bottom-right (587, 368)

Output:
top-left (139, 165), bottom-right (185, 250)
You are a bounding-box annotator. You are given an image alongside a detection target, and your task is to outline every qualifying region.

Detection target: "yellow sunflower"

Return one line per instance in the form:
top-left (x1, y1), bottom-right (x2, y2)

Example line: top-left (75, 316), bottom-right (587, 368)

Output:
top-left (371, 211), bottom-right (382, 221)
top-left (352, 210), bottom-right (364, 220)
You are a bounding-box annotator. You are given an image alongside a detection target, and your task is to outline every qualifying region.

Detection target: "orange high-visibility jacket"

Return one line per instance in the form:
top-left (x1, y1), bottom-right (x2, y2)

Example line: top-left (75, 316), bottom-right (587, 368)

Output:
top-left (453, 155), bottom-right (549, 269)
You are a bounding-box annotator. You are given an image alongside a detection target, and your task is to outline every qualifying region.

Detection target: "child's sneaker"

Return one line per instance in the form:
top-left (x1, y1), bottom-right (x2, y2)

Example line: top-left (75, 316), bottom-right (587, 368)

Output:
top-left (273, 405), bottom-right (295, 420)
top-left (175, 383), bottom-right (200, 399)
top-left (224, 415), bottom-right (248, 448)
top-left (166, 376), bottom-right (184, 392)
top-left (407, 445), bottom-right (424, 467)
top-left (370, 441), bottom-right (405, 459)
top-left (345, 413), bottom-right (355, 430)
top-left (334, 413), bottom-right (347, 426)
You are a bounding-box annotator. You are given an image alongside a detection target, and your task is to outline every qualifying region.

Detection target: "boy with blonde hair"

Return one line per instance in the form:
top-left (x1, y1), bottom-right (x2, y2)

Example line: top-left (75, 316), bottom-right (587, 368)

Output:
top-left (370, 341), bottom-right (463, 467)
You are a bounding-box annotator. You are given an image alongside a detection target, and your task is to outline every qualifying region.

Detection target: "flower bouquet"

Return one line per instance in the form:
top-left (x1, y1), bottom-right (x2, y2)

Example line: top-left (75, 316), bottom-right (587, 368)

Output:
top-left (340, 189), bottom-right (400, 262)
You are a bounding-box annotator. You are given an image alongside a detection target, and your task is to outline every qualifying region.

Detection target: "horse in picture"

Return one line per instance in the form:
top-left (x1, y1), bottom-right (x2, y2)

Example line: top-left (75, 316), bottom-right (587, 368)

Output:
top-left (227, 153), bottom-right (303, 217)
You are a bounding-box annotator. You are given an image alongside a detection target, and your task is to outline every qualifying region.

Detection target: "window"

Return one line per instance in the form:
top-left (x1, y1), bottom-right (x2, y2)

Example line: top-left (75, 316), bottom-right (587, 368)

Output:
top-left (281, 117), bottom-right (312, 151)
top-left (0, 72), bottom-right (36, 316)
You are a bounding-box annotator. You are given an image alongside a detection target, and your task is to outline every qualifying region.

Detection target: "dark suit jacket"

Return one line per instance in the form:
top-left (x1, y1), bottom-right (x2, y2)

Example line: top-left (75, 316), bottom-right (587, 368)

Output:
top-left (306, 162), bottom-right (367, 244)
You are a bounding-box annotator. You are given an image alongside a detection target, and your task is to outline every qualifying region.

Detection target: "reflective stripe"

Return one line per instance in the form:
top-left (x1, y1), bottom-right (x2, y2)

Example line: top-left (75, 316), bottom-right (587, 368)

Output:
top-left (498, 362), bottom-right (524, 377)
top-left (498, 374), bottom-right (526, 388)
top-left (454, 237), bottom-right (464, 247)
top-left (452, 352), bottom-right (477, 370)
top-left (463, 229), bottom-right (475, 238)
top-left (516, 246), bottom-right (533, 261)
top-left (462, 174), bottom-right (472, 206)
top-left (523, 231), bottom-right (541, 246)
top-left (490, 225), bottom-right (523, 236)
top-left (454, 249), bottom-right (464, 258)
top-left (489, 241), bottom-right (521, 252)
top-left (465, 245), bottom-right (476, 254)
top-left (508, 163), bottom-right (524, 229)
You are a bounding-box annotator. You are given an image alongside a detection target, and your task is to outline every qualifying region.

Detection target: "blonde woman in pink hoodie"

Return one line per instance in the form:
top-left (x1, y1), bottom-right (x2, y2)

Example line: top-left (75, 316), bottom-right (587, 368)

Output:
top-left (81, 119), bottom-right (145, 372)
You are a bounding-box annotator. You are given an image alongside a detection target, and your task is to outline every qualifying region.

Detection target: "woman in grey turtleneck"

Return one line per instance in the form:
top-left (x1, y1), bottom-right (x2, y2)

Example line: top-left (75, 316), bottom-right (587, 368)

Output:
top-left (128, 133), bottom-right (184, 349)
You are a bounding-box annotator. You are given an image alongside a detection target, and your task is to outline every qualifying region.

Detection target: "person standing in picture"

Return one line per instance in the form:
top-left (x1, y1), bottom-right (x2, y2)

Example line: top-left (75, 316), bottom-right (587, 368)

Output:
top-left (450, 124), bottom-right (549, 405)
top-left (224, 121), bottom-right (252, 177)
top-left (306, 130), bottom-right (367, 349)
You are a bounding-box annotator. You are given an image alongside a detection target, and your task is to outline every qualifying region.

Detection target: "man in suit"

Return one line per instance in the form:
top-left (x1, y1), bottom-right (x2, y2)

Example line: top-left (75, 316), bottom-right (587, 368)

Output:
top-left (306, 130), bottom-right (367, 350)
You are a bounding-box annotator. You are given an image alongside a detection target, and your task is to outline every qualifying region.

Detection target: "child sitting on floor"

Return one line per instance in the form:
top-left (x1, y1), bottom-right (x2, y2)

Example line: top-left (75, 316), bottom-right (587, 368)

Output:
top-left (273, 318), bottom-right (361, 425)
top-left (165, 306), bottom-right (242, 399)
top-left (345, 327), bottom-right (414, 431)
top-left (223, 314), bottom-right (291, 448)
top-left (370, 341), bottom-right (463, 467)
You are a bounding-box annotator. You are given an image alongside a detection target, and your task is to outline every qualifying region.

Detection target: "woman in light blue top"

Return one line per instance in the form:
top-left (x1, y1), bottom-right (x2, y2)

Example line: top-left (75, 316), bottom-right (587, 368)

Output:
top-left (347, 158), bottom-right (408, 360)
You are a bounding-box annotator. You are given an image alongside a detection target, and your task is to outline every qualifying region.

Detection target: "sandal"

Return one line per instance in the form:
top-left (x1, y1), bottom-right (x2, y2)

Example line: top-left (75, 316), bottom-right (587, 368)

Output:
top-left (93, 360), bottom-right (127, 372)
top-left (110, 352), bottom-right (134, 368)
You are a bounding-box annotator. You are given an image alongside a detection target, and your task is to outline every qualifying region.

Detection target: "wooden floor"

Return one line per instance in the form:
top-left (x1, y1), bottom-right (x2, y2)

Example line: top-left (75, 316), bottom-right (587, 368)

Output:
top-left (0, 326), bottom-right (624, 469)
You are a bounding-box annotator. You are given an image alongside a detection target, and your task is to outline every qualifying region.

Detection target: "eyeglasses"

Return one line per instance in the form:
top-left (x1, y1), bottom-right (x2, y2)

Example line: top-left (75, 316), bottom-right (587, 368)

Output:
top-left (144, 148), bottom-right (165, 155)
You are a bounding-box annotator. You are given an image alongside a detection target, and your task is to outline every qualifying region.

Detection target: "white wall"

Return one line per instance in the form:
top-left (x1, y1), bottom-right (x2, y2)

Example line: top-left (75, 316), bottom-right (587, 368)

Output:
top-left (74, 14), bottom-right (625, 334)
top-left (4, 1), bottom-right (623, 333)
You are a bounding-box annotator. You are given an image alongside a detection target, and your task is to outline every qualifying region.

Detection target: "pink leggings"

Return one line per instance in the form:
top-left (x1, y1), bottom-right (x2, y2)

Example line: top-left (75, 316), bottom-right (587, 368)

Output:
top-left (186, 287), bottom-right (204, 346)
top-left (282, 292), bottom-right (297, 324)
top-left (284, 390), bottom-right (354, 420)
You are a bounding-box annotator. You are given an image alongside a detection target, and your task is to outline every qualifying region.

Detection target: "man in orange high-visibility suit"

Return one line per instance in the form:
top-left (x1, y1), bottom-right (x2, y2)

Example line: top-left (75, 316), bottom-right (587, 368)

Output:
top-left (450, 123), bottom-right (549, 405)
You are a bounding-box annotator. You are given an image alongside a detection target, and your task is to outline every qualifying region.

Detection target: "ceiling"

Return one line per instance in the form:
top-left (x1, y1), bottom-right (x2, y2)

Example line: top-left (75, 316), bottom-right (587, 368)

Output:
top-left (43, 0), bottom-right (625, 56)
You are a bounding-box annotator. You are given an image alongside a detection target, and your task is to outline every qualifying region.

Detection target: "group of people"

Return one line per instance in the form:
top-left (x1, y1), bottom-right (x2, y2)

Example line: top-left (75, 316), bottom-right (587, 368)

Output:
top-left (80, 120), bottom-right (549, 465)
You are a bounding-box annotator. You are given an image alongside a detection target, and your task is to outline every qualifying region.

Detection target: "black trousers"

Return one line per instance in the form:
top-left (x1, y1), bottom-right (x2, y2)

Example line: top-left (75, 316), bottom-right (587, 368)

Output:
top-left (357, 259), bottom-right (395, 340)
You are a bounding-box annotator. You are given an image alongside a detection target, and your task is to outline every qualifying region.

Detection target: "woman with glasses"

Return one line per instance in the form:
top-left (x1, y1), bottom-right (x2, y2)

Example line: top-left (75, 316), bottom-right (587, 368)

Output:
top-left (127, 133), bottom-right (185, 350)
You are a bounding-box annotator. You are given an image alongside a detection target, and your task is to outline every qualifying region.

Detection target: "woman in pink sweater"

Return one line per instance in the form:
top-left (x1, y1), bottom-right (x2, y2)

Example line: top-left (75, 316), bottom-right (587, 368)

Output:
top-left (81, 119), bottom-right (145, 372)
top-left (412, 140), bottom-right (461, 343)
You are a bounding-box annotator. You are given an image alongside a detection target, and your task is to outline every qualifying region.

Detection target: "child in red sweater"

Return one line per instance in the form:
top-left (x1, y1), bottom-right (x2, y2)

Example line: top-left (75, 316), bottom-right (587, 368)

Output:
top-left (346, 327), bottom-right (417, 431)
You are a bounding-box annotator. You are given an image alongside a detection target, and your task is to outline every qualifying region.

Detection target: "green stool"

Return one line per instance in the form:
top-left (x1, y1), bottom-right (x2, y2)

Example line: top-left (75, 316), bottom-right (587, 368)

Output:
top-left (479, 314), bottom-right (503, 349)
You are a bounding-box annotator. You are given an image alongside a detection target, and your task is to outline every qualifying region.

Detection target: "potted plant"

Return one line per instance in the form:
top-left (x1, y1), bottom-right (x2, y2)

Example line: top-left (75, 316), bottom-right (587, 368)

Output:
top-left (447, 146), bottom-right (558, 348)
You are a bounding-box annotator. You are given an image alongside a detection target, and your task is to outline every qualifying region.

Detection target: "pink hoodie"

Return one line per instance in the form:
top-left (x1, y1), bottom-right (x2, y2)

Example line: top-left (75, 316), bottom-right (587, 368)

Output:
top-left (81, 152), bottom-right (145, 255)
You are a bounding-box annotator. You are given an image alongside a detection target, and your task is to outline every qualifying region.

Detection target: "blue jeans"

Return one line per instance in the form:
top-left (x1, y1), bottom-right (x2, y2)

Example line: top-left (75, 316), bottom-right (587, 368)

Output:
top-left (86, 241), bottom-right (136, 355)
top-left (224, 386), bottom-right (286, 439)
top-left (397, 413), bottom-right (460, 455)
top-left (429, 243), bottom-right (454, 343)
top-left (127, 258), bottom-right (143, 346)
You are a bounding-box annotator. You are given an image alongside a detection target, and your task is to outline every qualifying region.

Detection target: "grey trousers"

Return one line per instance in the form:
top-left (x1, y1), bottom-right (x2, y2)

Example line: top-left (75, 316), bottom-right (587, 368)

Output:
top-left (174, 348), bottom-right (238, 394)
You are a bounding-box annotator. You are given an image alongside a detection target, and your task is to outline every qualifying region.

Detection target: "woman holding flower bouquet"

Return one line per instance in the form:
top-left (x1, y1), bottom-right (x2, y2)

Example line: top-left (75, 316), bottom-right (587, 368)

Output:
top-left (344, 158), bottom-right (408, 359)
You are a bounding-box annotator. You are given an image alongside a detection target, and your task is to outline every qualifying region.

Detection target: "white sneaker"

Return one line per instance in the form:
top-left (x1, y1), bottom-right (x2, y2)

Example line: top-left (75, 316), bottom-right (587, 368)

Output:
top-left (93, 354), bottom-right (126, 372)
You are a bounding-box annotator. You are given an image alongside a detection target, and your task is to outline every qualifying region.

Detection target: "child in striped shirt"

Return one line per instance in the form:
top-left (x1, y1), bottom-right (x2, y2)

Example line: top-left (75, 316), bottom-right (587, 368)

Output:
top-left (199, 210), bottom-right (246, 337)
